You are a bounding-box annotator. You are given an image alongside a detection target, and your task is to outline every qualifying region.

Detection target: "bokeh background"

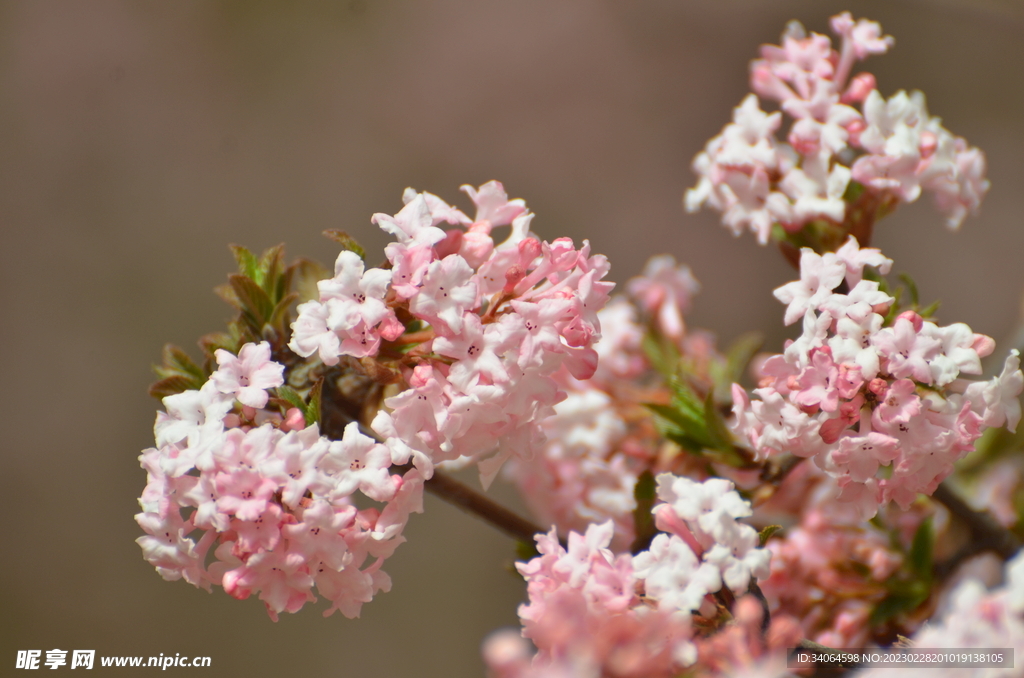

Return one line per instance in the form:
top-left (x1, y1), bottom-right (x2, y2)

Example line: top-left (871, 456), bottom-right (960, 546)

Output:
top-left (3, 1), bottom-right (1023, 675)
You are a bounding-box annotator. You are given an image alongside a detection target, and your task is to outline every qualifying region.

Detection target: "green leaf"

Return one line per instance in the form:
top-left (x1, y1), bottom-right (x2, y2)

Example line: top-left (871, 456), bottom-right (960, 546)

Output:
top-left (150, 344), bottom-right (207, 398)
top-left (703, 390), bottom-right (733, 451)
top-left (229, 274), bottom-right (274, 332)
top-left (515, 540), bottom-right (539, 562)
top-left (842, 178), bottom-right (866, 203)
top-left (722, 332), bottom-right (763, 387)
top-left (285, 258), bottom-right (331, 304)
top-left (663, 431), bottom-right (706, 453)
top-left (149, 375), bottom-right (202, 399)
top-left (884, 286), bottom-right (903, 325)
top-left (230, 245), bottom-right (259, 281)
top-left (631, 470), bottom-right (658, 554)
top-left (918, 299), bottom-right (941, 319)
top-left (155, 344), bottom-right (204, 381)
top-left (634, 469), bottom-right (656, 503)
top-left (908, 517), bottom-right (934, 582)
top-left (758, 525), bottom-right (782, 547)
top-left (275, 385), bottom-right (307, 412)
top-left (898, 273), bottom-right (919, 308)
top-left (647, 381), bottom-right (716, 451)
top-left (870, 582), bottom-right (929, 625)
top-left (642, 332), bottom-right (679, 378)
top-left (198, 325), bottom-right (245, 361)
top-left (268, 292), bottom-right (299, 333)
top-left (306, 378), bottom-right (323, 426)
top-left (256, 244), bottom-right (285, 297)
top-left (323, 230), bottom-right (366, 260)
top-left (669, 378), bottom-right (706, 424)
top-left (645, 402), bottom-right (694, 433)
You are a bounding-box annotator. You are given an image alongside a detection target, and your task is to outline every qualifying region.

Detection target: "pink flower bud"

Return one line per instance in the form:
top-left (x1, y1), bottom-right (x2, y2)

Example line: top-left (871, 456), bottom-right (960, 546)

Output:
top-left (282, 408), bottom-right (305, 432)
top-left (846, 116), bottom-right (867, 146)
top-left (895, 310), bottom-right (924, 332)
top-left (973, 333), bottom-right (996, 358)
top-left (919, 130), bottom-right (938, 158)
top-left (433, 228), bottom-right (463, 259)
top-left (819, 416), bottom-right (847, 444)
top-left (378, 314), bottom-right (405, 341)
top-left (408, 364), bottom-right (434, 388)
top-left (517, 237), bottom-right (542, 263)
top-left (867, 378), bottom-right (888, 396)
top-left (502, 265), bottom-right (525, 294)
top-left (841, 72), bottom-right (876, 104)
top-left (734, 595), bottom-right (764, 629)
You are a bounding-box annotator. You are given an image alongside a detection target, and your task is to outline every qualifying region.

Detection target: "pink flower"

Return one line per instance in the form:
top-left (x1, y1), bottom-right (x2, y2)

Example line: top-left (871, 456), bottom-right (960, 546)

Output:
top-left (793, 348), bottom-right (840, 412)
top-left (319, 251), bottom-right (394, 331)
top-left (407, 254), bottom-right (478, 334)
top-left (773, 248), bottom-right (846, 325)
top-left (319, 422), bottom-right (396, 503)
top-left (626, 255), bottom-right (699, 340)
top-left (211, 341), bottom-right (285, 408)
top-left (433, 313), bottom-right (519, 390)
top-left (281, 499), bottom-right (355, 572)
top-left (371, 192), bottom-right (448, 246)
top-left (461, 180), bottom-right (527, 227)
top-left (633, 534), bottom-right (720, 613)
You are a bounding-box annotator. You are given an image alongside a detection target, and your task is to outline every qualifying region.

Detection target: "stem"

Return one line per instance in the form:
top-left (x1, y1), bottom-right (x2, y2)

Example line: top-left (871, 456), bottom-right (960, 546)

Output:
top-left (322, 389), bottom-right (552, 549)
top-left (932, 481), bottom-right (1022, 577)
top-left (423, 469), bottom-right (554, 547)
top-left (749, 579), bottom-right (771, 635)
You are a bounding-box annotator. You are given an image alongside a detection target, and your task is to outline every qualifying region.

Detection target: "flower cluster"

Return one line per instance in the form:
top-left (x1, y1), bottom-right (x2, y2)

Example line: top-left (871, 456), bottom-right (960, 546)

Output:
top-left (857, 551), bottom-right (1024, 678)
top-left (485, 475), bottom-right (771, 677)
top-left (289, 182), bottom-right (613, 486)
top-left (758, 464), bottom-right (911, 648)
top-left (506, 255), bottom-right (718, 552)
top-left (686, 12), bottom-right (988, 244)
top-left (509, 383), bottom-right (639, 552)
top-left (137, 341), bottom-right (423, 620)
top-left (732, 238), bottom-right (1024, 518)
top-left (643, 473), bottom-right (772, 599)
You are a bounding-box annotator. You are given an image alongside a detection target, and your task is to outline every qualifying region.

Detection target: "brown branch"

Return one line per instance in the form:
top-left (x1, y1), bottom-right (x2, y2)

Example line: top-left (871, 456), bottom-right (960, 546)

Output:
top-left (321, 386), bottom-right (553, 549)
top-left (749, 579), bottom-right (771, 635)
top-left (933, 481), bottom-right (1022, 577)
top-left (423, 469), bottom-right (556, 547)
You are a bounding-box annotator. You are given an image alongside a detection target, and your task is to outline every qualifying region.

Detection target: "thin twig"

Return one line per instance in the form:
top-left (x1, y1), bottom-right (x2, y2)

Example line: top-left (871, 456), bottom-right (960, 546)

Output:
top-left (321, 383), bottom-right (553, 549)
top-left (932, 481), bottom-right (1022, 577)
top-left (749, 579), bottom-right (771, 635)
top-left (423, 469), bottom-right (554, 547)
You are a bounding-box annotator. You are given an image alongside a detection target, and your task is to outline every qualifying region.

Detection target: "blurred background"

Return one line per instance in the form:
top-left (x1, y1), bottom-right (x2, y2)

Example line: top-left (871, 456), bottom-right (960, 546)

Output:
top-left (2, 0), bottom-right (1023, 675)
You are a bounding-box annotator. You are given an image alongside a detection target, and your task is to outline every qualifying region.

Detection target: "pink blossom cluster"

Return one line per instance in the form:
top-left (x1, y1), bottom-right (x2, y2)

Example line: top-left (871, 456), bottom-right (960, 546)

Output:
top-left (137, 341), bottom-right (423, 620)
top-left (506, 256), bottom-right (706, 552)
top-left (758, 464), bottom-right (909, 648)
top-left (856, 551), bottom-right (1024, 678)
top-left (485, 475), bottom-right (771, 677)
top-left (289, 182), bottom-right (613, 486)
top-left (732, 238), bottom-right (1024, 518)
top-left (509, 384), bottom-right (639, 553)
top-left (686, 12), bottom-right (988, 243)
top-left (645, 473), bottom-right (772, 597)
top-left (691, 595), bottom-right (802, 677)
top-left (502, 521), bottom-right (696, 678)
